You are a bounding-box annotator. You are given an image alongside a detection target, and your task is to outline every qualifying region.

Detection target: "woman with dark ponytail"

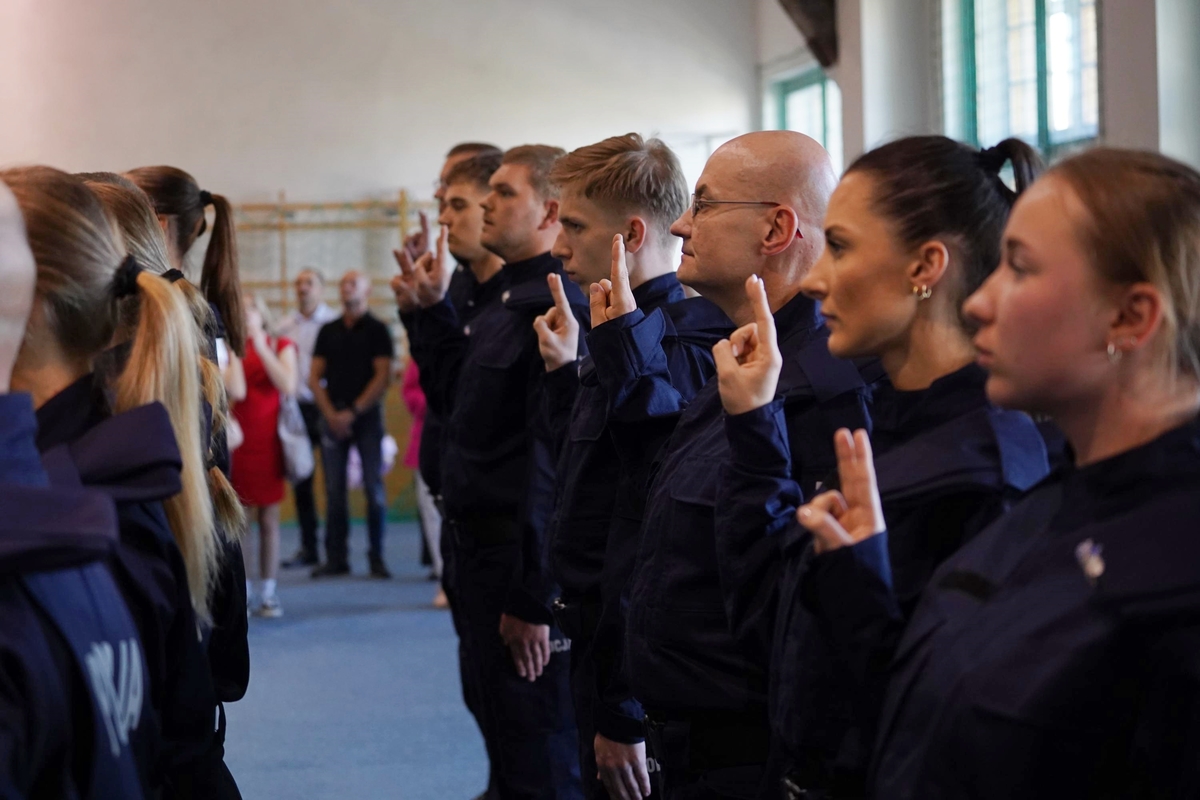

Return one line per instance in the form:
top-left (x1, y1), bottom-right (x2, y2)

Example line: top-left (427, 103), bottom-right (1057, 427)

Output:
top-left (711, 136), bottom-right (1051, 797)
top-left (125, 165), bottom-right (246, 360)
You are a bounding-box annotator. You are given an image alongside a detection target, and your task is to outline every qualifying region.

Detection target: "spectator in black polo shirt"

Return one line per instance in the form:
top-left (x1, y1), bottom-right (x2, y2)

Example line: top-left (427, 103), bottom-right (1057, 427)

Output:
top-left (309, 270), bottom-right (395, 578)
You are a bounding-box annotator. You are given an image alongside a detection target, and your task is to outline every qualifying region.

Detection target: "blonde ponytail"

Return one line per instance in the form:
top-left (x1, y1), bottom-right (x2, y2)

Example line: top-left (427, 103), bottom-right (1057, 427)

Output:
top-left (112, 271), bottom-right (218, 619)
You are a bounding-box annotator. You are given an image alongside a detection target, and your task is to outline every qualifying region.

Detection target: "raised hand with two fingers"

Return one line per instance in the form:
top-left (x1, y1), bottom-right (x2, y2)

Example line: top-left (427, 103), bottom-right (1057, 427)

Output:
top-left (533, 273), bottom-right (580, 372)
top-left (589, 234), bottom-right (638, 329)
top-left (796, 428), bottom-right (886, 554)
top-left (402, 210), bottom-right (431, 262)
top-left (392, 224), bottom-right (452, 310)
top-left (712, 275), bottom-right (783, 415)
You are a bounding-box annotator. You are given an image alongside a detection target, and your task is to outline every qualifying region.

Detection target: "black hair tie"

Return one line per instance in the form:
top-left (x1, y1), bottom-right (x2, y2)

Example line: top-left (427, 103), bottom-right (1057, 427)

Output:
top-left (163, 268), bottom-right (187, 284)
top-left (976, 145), bottom-right (1009, 175)
top-left (111, 255), bottom-right (143, 299)
top-left (198, 189), bottom-right (214, 207)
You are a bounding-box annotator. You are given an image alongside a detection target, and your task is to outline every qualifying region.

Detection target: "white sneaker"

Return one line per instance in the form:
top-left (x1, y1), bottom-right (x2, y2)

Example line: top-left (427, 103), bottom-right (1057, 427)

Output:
top-left (255, 595), bottom-right (283, 618)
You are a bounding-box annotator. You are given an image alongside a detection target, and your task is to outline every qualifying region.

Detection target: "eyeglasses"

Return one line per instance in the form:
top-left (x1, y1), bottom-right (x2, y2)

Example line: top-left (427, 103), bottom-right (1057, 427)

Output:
top-left (690, 195), bottom-right (803, 238)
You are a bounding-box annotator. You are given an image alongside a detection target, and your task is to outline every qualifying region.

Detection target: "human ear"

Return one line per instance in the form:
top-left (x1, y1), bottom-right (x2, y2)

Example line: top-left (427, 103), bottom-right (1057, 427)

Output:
top-left (624, 217), bottom-right (649, 254)
top-left (762, 207), bottom-right (800, 256)
top-left (908, 240), bottom-right (951, 293)
top-left (1108, 281), bottom-right (1165, 355)
top-left (540, 199), bottom-right (560, 229)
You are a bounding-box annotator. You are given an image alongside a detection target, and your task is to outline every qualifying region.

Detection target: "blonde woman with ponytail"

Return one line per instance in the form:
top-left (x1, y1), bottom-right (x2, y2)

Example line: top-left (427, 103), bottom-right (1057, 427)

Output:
top-left (77, 172), bottom-right (251, 798)
top-left (4, 166), bottom-right (244, 799)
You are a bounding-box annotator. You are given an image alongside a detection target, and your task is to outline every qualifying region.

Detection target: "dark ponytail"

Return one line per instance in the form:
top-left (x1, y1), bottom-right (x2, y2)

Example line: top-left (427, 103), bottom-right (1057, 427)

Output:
top-left (846, 135), bottom-right (1044, 315)
top-left (125, 166), bottom-right (246, 357)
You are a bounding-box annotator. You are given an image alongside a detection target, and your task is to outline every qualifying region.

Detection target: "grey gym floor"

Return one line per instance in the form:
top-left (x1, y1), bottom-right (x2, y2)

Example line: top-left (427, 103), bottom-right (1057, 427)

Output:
top-left (224, 522), bottom-right (488, 799)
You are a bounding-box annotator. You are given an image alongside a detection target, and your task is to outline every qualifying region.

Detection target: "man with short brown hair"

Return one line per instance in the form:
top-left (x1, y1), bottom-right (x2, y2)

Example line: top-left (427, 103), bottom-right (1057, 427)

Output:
top-left (394, 144), bottom-right (589, 798)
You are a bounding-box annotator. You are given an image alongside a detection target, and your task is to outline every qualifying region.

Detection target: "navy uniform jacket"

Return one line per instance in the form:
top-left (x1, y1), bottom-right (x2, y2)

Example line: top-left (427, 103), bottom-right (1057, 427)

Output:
top-left (415, 263), bottom-right (498, 495)
top-left (403, 252), bottom-right (589, 623)
top-left (716, 364), bottom-right (1049, 790)
top-left (34, 375), bottom-right (218, 796)
top-left (546, 273), bottom-right (693, 601)
top-left (0, 392), bottom-right (149, 799)
top-left (589, 291), bottom-right (874, 720)
top-left (808, 416), bottom-right (1200, 798)
top-left (547, 276), bottom-right (732, 742)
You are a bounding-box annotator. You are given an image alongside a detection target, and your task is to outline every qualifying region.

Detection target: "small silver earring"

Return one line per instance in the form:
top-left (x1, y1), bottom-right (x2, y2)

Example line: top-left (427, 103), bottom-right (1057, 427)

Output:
top-left (911, 285), bottom-right (932, 301)
top-left (1106, 342), bottom-right (1122, 363)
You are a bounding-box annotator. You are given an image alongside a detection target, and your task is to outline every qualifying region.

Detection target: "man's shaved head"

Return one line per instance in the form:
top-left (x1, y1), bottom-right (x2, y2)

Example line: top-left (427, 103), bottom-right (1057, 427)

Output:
top-left (671, 131), bottom-right (837, 323)
top-left (707, 131), bottom-right (838, 231)
top-left (0, 181), bottom-right (36, 391)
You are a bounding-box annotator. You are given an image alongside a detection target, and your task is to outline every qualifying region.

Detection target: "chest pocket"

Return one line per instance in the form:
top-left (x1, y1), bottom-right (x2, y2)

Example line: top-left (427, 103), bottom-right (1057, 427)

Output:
top-left (569, 389), bottom-right (608, 443)
top-left (667, 457), bottom-right (722, 508)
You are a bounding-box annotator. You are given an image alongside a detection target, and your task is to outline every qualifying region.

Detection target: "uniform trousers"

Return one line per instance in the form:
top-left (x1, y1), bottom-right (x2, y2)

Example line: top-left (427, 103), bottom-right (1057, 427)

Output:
top-left (449, 513), bottom-right (583, 799)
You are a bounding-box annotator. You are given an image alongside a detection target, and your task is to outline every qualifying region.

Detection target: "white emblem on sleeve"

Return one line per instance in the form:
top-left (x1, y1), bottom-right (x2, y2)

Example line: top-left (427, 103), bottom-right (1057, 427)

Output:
top-left (85, 638), bottom-right (144, 756)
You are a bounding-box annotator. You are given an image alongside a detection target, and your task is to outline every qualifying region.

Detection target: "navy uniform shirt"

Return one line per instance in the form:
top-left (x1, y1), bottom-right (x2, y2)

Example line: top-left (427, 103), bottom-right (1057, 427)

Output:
top-left (547, 272), bottom-right (694, 601)
top-left (589, 291), bottom-right (874, 720)
top-left (35, 375), bottom-right (218, 795)
top-left (0, 392), bottom-right (151, 798)
top-left (408, 263), bottom-right (507, 496)
top-left (552, 285), bottom-right (732, 743)
top-left (809, 416), bottom-right (1200, 799)
top-left (717, 364), bottom-right (1048, 791)
top-left (403, 252), bottom-right (589, 622)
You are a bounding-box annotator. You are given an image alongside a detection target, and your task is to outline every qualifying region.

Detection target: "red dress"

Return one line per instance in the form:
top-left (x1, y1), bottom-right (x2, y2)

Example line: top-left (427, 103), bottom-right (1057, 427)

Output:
top-left (231, 336), bottom-right (293, 506)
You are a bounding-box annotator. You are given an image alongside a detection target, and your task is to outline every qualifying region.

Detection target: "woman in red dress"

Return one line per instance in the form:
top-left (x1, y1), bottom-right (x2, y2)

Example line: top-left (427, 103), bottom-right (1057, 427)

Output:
top-left (230, 295), bottom-right (297, 618)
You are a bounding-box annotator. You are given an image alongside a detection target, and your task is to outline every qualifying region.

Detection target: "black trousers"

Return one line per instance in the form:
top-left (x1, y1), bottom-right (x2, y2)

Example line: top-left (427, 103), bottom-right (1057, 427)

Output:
top-left (291, 401), bottom-right (323, 556)
top-left (449, 514), bottom-right (583, 799)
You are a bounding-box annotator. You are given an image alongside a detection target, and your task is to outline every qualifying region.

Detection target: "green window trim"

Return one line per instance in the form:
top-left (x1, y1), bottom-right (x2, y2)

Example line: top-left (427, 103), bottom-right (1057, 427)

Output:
top-left (774, 68), bottom-right (830, 146)
top-left (950, 0), bottom-right (1098, 157)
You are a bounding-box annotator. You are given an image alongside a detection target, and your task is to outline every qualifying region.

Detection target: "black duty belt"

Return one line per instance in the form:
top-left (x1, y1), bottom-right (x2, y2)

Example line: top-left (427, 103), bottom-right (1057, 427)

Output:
top-left (644, 708), bottom-right (771, 774)
top-left (446, 511), bottom-right (521, 548)
top-left (550, 595), bottom-right (601, 642)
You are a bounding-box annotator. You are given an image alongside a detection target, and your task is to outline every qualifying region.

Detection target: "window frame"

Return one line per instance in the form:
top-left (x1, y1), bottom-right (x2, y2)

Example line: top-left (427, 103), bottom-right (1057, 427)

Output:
top-left (946, 0), bottom-right (1100, 157)
top-left (774, 67), bottom-right (830, 146)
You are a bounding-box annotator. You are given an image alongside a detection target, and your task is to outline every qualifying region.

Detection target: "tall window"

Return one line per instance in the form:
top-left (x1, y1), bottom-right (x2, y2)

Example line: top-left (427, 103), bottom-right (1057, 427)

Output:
top-left (943, 0), bottom-right (1099, 154)
top-left (770, 69), bottom-right (844, 173)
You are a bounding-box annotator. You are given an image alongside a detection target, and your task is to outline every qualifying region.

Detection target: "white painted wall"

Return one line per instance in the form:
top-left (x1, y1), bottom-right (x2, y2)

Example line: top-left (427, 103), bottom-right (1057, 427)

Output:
top-left (0, 0), bottom-right (758, 202)
top-left (1098, 0), bottom-right (1161, 152)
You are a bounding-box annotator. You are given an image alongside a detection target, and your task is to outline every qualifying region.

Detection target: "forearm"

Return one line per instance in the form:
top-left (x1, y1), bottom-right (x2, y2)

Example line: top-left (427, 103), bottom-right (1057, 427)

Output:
top-left (714, 400), bottom-right (802, 657)
top-left (353, 371), bottom-right (390, 413)
top-left (253, 341), bottom-right (295, 395)
top-left (311, 383), bottom-right (338, 421)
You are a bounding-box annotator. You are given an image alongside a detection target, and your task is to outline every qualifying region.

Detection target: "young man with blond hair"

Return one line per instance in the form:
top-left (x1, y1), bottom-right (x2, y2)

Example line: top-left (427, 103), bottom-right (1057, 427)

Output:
top-left (533, 133), bottom-right (733, 799)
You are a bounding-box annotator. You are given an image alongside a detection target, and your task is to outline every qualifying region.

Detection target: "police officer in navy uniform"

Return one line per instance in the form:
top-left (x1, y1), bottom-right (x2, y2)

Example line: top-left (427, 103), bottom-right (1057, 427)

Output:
top-left (0, 177), bottom-right (150, 798)
top-left (797, 148), bottom-right (1200, 798)
top-left (586, 132), bottom-right (877, 799)
top-left (395, 145), bottom-right (590, 799)
top-left (711, 136), bottom-right (1052, 798)
top-left (532, 134), bottom-right (733, 800)
top-left (395, 146), bottom-right (507, 798)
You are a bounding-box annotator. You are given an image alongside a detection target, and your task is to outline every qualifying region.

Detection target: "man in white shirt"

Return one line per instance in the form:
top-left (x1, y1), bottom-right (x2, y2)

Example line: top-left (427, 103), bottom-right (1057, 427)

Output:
top-left (277, 268), bottom-right (340, 566)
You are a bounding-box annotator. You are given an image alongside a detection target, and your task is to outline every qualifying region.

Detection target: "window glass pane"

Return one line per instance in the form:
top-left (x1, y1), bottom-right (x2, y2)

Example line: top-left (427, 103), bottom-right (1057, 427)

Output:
top-left (1046, 0), bottom-right (1099, 144)
top-left (784, 83), bottom-right (826, 144)
top-left (976, 0), bottom-right (1038, 145)
top-left (825, 79), bottom-right (844, 174)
